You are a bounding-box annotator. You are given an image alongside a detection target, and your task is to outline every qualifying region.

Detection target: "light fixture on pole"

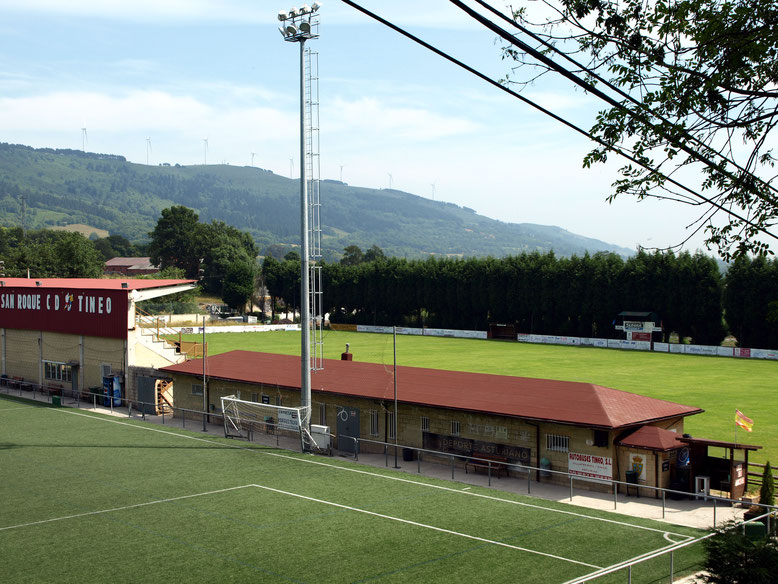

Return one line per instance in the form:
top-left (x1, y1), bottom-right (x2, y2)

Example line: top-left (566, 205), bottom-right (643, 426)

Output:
top-left (278, 3), bottom-right (321, 450)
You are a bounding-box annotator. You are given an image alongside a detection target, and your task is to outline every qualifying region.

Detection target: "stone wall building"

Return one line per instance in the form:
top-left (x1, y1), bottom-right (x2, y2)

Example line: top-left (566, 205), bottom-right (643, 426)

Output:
top-left (161, 350), bottom-right (704, 495)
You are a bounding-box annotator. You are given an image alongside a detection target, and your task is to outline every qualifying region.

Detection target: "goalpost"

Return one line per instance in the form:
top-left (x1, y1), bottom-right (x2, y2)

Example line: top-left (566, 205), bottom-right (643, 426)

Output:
top-left (220, 395), bottom-right (311, 452)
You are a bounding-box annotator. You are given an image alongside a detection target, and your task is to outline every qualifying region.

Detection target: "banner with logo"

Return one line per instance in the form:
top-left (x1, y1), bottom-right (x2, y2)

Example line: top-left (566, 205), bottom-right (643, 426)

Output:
top-left (0, 287), bottom-right (128, 338)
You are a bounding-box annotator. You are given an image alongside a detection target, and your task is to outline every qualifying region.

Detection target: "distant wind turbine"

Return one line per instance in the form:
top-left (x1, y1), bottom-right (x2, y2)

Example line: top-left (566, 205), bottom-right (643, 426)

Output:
top-left (203, 138), bottom-right (209, 165)
top-left (146, 137), bottom-right (152, 165)
top-left (339, 164), bottom-right (345, 182)
top-left (430, 182), bottom-right (436, 201)
top-left (388, 173), bottom-right (393, 189)
top-left (289, 156), bottom-right (294, 178)
top-left (251, 152), bottom-right (256, 167)
top-left (81, 126), bottom-right (88, 152)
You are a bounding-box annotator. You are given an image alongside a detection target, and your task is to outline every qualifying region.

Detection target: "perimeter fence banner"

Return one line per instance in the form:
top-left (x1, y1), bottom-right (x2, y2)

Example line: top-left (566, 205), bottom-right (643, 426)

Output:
top-left (169, 321), bottom-right (776, 360)
top-left (356, 325), bottom-right (487, 339)
top-left (517, 333), bottom-right (778, 361)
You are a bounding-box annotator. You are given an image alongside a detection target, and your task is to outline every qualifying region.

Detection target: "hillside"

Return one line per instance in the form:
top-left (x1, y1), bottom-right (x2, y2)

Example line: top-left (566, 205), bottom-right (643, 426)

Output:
top-left (0, 143), bottom-right (633, 259)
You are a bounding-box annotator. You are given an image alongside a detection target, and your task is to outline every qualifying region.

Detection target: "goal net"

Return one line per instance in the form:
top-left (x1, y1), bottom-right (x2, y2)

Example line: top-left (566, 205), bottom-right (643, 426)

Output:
top-left (220, 395), bottom-right (311, 451)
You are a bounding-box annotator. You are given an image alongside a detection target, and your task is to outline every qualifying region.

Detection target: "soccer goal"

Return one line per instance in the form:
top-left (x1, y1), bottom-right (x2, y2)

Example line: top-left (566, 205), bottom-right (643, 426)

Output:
top-left (221, 395), bottom-right (311, 451)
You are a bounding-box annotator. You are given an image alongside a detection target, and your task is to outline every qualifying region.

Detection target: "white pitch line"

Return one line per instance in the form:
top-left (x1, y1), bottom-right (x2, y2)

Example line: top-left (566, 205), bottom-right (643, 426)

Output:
top-left (49, 408), bottom-right (693, 540)
top-left (0, 485), bottom-right (254, 532)
top-left (250, 483), bottom-right (603, 570)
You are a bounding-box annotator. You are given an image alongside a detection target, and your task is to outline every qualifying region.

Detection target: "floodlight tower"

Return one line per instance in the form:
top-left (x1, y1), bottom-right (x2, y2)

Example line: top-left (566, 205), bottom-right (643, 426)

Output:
top-left (278, 2), bottom-right (323, 449)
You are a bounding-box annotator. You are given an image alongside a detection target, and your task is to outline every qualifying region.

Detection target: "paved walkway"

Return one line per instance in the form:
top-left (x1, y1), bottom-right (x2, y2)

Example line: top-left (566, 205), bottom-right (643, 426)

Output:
top-left (3, 386), bottom-right (747, 533)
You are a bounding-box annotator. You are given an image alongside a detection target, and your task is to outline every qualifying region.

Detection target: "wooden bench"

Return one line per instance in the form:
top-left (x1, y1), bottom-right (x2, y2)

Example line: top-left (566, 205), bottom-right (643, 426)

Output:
top-left (465, 454), bottom-right (509, 478)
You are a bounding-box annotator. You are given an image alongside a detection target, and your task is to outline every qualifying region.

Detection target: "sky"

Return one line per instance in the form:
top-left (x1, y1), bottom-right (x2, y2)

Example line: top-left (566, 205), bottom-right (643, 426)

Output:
top-left (0, 0), bottom-right (743, 253)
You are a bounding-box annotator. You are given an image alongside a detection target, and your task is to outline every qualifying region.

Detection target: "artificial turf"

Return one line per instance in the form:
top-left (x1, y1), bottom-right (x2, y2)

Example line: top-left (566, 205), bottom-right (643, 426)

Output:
top-left (0, 396), bottom-right (704, 584)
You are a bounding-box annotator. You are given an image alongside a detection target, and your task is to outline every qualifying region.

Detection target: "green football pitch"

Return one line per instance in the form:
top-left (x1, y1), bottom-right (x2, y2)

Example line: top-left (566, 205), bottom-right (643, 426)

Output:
top-left (177, 329), bottom-right (778, 464)
top-left (1, 395), bottom-right (705, 583)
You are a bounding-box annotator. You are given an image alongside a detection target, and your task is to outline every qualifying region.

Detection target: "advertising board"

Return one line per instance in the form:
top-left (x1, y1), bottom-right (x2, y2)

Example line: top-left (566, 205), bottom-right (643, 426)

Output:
top-left (0, 287), bottom-right (128, 339)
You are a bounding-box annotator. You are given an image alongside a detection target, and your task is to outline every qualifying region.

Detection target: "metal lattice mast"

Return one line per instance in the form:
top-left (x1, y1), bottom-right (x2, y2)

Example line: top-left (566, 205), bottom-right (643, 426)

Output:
top-left (278, 3), bottom-right (322, 445)
top-left (305, 47), bottom-right (324, 371)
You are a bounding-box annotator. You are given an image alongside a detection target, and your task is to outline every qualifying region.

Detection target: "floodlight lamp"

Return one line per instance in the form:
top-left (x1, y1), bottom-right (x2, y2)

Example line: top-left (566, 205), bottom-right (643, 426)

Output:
top-left (289, 7), bottom-right (299, 17)
top-left (311, 2), bottom-right (321, 11)
top-left (279, 25), bottom-right (287, 36)
top-left (286, 24), bottom-right (298, 35)
top-left (300, 4), bottom-right (311, 14)
top-left (299, 21), bottom-right (311, 33)
top-left (278, 10), bottom-right (289, 20)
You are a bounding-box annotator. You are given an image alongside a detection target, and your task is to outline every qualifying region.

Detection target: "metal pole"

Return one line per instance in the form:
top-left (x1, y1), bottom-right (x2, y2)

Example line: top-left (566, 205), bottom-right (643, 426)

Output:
top-left (299, 37), bottom-right (311, 450)
top-left (713, 498), bottom-right (717, 527)
top-left (393, 326), bottom-right (399, 468)
top-left (202, 316), bottom-right (207, 432)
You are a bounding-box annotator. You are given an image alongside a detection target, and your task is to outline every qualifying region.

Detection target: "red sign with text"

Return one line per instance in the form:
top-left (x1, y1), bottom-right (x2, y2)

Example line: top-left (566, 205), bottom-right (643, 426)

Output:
top-left (0, 288), bottom-right (128, 338)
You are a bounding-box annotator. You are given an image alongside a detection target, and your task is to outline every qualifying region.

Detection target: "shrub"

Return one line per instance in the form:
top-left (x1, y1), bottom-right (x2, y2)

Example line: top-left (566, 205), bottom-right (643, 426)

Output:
top-left (702, 521), bottom-right (778, 583)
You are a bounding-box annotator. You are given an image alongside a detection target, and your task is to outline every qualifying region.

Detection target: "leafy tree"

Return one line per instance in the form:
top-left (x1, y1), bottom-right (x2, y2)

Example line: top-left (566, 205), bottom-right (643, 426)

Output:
top-left (148, 206), bottom-right (201, 277)
top-left (53, 231), bottom-right (105, 278)
top-left (0, 229), bottom-right (103, 278)
top-left (93, 234), bottom-right (143, 261)
top-left (504, 0), bottom-right (778, 259)
top-left (363, 245), bottom-right (386, 263)
top-left (199, 220), bottom-right (257, 295)
top-left (222, 260), bottom-right (256, 312)
top-left (340, 245), bottom-right (364, 266)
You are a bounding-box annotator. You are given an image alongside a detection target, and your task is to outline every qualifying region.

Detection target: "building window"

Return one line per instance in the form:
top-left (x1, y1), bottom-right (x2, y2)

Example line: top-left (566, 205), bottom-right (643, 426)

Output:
top-left (319, 403), bottom-right (326, 425)
top-left (251, 393), bottom-right (259, 403)
top-left (261, 394), bottom-right (270, 404)
top-left (451, 420), bottom-right (460, 437)
top-left (388, 411), bottom-right (396, 440)
top-left (546, 434), bottom-right (570, 453)
top-left (593, 429), bottom-right (609, 447)
top-left (44, 361), bottom-right (73, 383)
top-left (370, 410), bottom-right (379, 436)
top-left (421, 416), bottom-right (430, 433)
top-left (191, 383), bottom-right (203, 396)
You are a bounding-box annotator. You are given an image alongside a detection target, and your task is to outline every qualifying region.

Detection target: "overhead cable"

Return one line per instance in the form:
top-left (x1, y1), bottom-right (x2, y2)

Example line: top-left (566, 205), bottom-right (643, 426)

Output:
top-left (453, 0), bottom-right (778, 219)
top-left (339, 0), bottom-right (773, 241)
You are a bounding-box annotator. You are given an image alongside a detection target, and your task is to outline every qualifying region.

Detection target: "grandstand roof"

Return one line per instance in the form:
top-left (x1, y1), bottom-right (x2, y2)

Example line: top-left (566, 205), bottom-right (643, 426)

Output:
top-left (161, 351), bottom-right (703, 430)
top-left (0, 278), bottom-right (193, 290)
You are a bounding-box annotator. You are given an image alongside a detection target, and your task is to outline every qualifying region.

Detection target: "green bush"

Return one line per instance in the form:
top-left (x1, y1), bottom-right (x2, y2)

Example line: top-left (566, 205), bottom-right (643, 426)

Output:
top-left (760, 461), bottom-right (774, 507)
top-left (702, 521), bottom-right (778, 583)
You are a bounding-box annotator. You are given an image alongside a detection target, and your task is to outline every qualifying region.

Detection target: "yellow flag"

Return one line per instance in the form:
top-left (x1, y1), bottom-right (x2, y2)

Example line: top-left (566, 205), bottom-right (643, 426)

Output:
top-left (735, 409), bottom-right (754, 432)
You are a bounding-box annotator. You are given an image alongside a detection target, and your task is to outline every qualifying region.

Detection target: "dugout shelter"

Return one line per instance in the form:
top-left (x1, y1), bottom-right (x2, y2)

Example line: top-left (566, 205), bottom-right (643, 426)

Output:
top-left (0, 277), bottom-right (195, 404)
top-left (161, 350), bottom-right (706, 495)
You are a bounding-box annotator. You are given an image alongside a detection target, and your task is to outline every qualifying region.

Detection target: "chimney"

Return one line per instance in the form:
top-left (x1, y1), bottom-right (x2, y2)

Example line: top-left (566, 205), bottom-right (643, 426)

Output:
top-left (341, 343), bottom-right (352, 361)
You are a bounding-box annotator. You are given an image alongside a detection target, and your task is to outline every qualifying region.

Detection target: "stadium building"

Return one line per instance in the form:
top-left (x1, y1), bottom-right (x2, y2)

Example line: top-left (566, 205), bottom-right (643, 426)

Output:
top-left (0, 277), bottom-right (195, 404)
top-left (160, 350), bottom-right (720, 496)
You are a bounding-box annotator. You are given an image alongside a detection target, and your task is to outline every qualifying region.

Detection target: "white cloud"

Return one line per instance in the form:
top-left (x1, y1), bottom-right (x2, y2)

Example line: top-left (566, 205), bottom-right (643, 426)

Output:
top-left (325, 96), bottom-right (480, 142)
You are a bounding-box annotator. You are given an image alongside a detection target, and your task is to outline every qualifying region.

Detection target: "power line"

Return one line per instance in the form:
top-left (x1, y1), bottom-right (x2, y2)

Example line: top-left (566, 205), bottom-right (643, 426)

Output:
top-left (339, 0), bottom-right (775, 242)
top-left (453, 0), bottom-right (778, 213)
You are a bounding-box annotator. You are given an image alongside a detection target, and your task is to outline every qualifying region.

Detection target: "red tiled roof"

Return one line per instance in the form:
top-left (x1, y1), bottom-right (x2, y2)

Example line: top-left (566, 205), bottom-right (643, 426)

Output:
top-left (104, 257), bottom-right (154, 267)
top-left (161, 351), bottom-right (704, 429)
top-left (616, 425), bottom-right (684, 451)
top-left (0, 278), bottom-right (194, 290)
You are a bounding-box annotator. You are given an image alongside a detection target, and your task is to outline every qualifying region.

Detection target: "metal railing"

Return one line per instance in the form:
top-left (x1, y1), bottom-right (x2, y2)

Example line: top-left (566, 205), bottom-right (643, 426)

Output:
top-left (343, 437), bottom-right (777, 528)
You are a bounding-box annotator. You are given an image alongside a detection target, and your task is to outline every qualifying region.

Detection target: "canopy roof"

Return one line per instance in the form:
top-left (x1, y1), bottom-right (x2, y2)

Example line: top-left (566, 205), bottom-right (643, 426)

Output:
top-left (162, 351), bottom-right (704, 430)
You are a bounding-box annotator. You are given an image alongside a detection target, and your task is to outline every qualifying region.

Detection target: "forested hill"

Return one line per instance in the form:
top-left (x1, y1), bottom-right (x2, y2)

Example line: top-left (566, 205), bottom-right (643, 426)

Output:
top-left (0, 143), bottom-right (633, 259)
